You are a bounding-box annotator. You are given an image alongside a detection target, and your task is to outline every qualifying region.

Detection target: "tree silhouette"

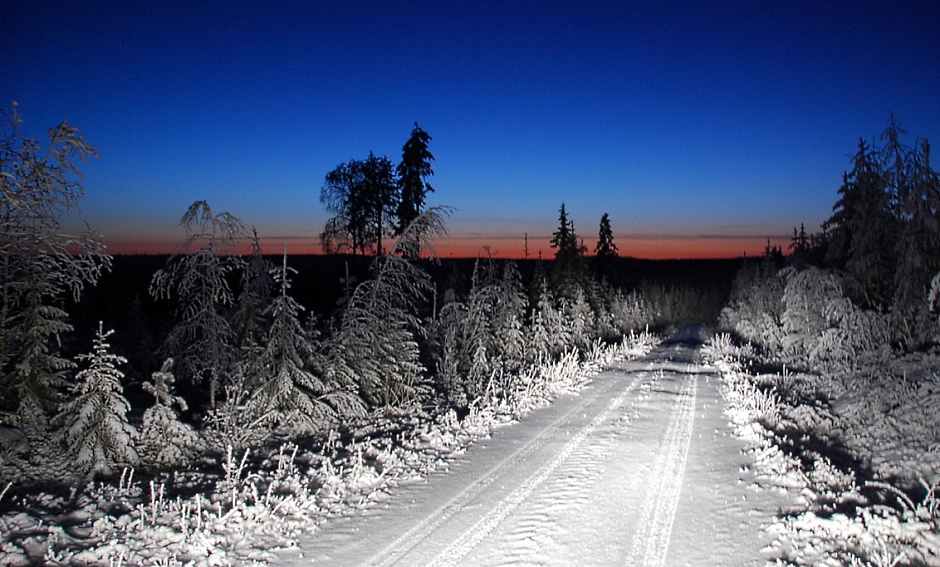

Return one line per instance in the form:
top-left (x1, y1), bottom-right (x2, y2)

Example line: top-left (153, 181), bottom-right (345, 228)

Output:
top-left (549, 203), bottom-right (587, 299)
top-left (594, 212), bottom-right (619, 259)
top-left (822, 115), bottom-right (939, 346)
top-left (321, 152), bottom-right (398, 255)
top-left (396, 123), bottom-right (435, 239)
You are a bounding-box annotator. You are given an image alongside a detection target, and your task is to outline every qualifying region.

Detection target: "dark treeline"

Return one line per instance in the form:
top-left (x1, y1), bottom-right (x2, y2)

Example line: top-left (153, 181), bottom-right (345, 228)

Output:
top-left (66, 253), bottom-right (738, 384)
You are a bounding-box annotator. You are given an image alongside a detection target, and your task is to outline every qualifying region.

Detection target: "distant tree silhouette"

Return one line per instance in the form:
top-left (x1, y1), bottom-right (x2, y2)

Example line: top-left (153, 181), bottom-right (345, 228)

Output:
top-left (763, 239), bottom-right (784, 265)
top-left (320, 153), bottom-right (398, 256)
top-left (396, 123), bottom-right (435, 240)
top-left (550, 203), bottom-right (588, 299)
top-left (595, 213), bottom-right (619, 259)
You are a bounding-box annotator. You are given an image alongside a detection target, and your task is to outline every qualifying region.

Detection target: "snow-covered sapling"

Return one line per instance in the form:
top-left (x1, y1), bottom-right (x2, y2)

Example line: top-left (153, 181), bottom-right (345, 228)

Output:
top-left (57, 323), bottom-right (139, 479)
top-left (139, 358), bottom-right (201, 469)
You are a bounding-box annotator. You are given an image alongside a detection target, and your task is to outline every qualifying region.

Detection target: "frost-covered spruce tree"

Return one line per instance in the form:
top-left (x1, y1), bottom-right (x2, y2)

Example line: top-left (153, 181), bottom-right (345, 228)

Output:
top-left (139, 358), bottom-right (200, 469)
top-left (434, 256), bottom-right (499, 404)
top-left (493, 262), bottom-right (528, 368)
top-left (247, 249), bottom-right (362, 435)
top-left (0, 104), bottom-right (110, 424)
top-left (57, 323), bottom-right (138, 478)
top-left (432, 255), bottom-right (531, 406)
top-left (150, 201), bottom-right (247, 409)
top-left (566, 286), bottom-right (596, 352)
top-left (328, 208), bottom-right (449, 408)
top-left (528, 280), bottom-right (569, 363)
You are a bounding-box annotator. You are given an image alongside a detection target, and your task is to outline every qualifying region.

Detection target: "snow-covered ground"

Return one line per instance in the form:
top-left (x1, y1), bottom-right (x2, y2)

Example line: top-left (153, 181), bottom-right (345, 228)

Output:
top-left (273, 332), bottom-right (790, 566)
top-left (7, 328), bottom-right (934, 565)
top-left (704, 334), bottom-right (940, 566)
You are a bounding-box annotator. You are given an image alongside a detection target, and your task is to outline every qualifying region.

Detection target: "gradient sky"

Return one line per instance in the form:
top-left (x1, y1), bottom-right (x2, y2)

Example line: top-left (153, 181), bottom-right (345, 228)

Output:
top-left (4, 1), bottom-right (939, 259)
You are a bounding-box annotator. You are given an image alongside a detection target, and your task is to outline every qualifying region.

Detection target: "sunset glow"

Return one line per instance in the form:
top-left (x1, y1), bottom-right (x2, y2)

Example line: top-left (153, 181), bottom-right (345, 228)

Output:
top-left (5, 1), bottom-right (938, 259)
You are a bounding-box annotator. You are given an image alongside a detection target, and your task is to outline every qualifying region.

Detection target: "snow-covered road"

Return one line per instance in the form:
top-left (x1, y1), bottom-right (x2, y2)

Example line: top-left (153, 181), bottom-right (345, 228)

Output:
top-left (277, 336), bottom-right (787, 566)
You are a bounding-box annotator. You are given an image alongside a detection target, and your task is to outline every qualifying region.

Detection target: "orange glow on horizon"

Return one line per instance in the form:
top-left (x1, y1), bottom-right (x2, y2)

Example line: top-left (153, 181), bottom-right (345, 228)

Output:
top-left (103, 233), bottom-right (789, 260)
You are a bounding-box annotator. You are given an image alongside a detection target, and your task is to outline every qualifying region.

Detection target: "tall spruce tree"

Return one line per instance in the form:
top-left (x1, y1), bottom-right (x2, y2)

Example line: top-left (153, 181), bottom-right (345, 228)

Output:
top-left (549, 203), bottom-right (587, 299)
top-left (594, 212), bottom-right (619, 259)
top-left (396, 123), bottom-right (435, 239)
top-left (823, 138), bottom-right (897, 306)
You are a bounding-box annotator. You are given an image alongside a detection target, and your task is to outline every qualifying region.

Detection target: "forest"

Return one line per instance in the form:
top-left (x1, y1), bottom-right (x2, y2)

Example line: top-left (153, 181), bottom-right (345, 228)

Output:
top-left (1, 106), bottom-right (939, 565)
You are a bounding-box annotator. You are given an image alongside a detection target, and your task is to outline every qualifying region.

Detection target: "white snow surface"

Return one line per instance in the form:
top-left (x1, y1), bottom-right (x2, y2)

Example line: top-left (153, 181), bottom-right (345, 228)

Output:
top-left (274, 337), bottom-right (789, 566)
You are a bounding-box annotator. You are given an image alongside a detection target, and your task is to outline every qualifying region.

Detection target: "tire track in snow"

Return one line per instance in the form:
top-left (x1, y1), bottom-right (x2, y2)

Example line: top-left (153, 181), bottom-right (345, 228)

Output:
top-left (624, 369), bottom-right (697, 567)
top-left (428, 371), bottom-right (646, 567)
top-left (369, 370), bottom-right (646, 567)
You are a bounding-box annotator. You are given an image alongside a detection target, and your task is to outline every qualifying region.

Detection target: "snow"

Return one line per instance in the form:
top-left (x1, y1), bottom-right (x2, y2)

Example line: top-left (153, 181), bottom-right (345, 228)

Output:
top-left (272, 334), bottom-right (788, 567)
top-left (4, 329), bottom-right (937, 565)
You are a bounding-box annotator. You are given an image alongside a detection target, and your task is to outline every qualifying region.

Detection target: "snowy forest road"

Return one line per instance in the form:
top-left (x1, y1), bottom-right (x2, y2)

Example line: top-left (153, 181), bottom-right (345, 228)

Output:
top-left (277, 332), bottom-right (785, 566)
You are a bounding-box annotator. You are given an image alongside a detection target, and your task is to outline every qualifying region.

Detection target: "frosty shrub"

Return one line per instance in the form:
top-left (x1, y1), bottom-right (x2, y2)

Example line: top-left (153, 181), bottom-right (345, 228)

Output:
top-left (781, 267), bottom-right (890, 369)
top-left (139, 358), bottom-right (201, 469)
top-left (202, 369), bottom-right (271, 453)
top-left (701, 333), bottom-right (755, 371)
top-left (56, 323), bottom-right (139, 479)
top-left (719, 257), bottom-right (786, 352)
top-left (604, 288), bottom-right (652, 338)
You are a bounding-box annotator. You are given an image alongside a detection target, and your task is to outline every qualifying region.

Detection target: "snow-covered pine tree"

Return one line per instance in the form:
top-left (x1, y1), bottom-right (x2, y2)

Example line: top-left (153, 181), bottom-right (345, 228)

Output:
top-left (528, 281), bottom-right (569, 363)
top-left (7, 261), bottom-right (75, 425)
top-left (57, 323), bottom-right (138, 478)
top-left (247, 249), bottom-right (362, 435)
top-left (566, 287), bottom-right (596, 352)
top-left (493, 262), bottom-right (528, 369)
top-left (139, 358), bottom-right (200, 469)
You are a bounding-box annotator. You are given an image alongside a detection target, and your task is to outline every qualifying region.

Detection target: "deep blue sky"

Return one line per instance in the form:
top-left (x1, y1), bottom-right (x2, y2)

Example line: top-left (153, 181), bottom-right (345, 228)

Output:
top-left (4, 1), bottom-right (939, 258)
